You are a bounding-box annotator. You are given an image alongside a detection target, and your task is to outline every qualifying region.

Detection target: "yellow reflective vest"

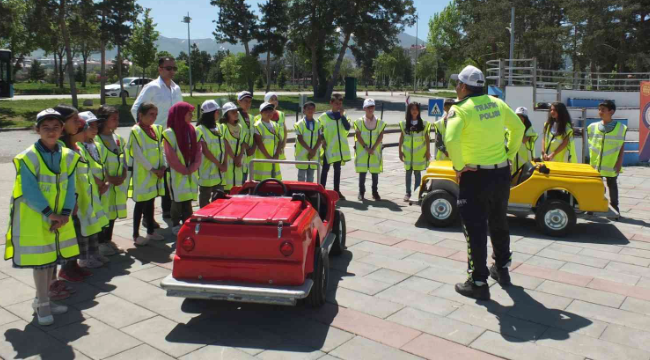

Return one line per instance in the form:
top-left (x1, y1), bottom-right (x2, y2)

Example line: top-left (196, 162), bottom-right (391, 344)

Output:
top-left (543, 123), bottom-right (577, 163)
top-left (400, 121), bottom-right (429, 171)
top-left (238, 113), bottom-right (255, 174)
top-left (508, 126), bottom-right (538, 175)
top-left (223, 124), bottom-right (248, 191)
top-left (354, 118), bottom-right (386, 174)
top-left (433, 119), bottom-right (450, 161)
top-left (588, 121), bottom-right (627, 177)
top-left (196, 125), bottom-right (226, 187)
top-left (294, 118), bottom-right (322, 170)
top-left (127, 124), bottom-right (165, 202)
top-left (253, 120), bottom-right (283, 181)
top-left (74, 145), bottom-right (108, 237)
top-left (96, 133), bottom-right (128, 219)
top-left (5, 145), bottom-right (80, 267)
top-left (162, 129), bottom-right (199, 202)
top-left (319, 113), bottom-right (351, 164)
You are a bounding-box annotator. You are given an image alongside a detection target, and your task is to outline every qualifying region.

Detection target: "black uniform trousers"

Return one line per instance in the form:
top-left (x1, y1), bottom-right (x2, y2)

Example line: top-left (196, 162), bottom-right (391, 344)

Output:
top-left (458, 166), bottom-right (512, 283)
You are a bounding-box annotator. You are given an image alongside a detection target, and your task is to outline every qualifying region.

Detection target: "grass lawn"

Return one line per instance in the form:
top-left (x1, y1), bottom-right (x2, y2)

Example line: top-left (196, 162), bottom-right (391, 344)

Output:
top-left (0, 95), bottom-right (364, 129)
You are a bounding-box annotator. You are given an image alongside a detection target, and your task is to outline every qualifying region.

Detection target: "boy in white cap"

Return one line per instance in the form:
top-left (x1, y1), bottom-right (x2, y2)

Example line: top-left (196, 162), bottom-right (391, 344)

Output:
top-left (319, 93), bottom-right (351, 200)
top-left (196, 100), bottom-right (227, 207)
top-left (294, 101), bottom-right (322, 182)
top-left (237, 91), bottom-right (256, 182)
top-left (253, 102), bottom-right (282, 181)
top-left (261, 92), bottom-right (287, 160)
top-left (354, 99), bottom-right (386, 201)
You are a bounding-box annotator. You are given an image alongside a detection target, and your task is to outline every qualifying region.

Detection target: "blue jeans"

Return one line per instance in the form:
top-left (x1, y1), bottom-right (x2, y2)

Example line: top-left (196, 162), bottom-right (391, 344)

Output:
top-left (298, 169), bottom-right (315, 183)
top-left (406, 170), bottom-right (421, 196)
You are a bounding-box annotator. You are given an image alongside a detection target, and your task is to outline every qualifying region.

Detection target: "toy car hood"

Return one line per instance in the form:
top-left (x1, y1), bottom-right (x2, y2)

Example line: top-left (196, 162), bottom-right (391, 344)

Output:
top-left (540, 162), bottom-right (601, 177)
top-left (191, 196), bottom-right (303, 225)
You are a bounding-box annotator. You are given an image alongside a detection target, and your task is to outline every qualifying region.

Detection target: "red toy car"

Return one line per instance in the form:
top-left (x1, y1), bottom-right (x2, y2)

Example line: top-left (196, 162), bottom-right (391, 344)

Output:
top-left (161, 160), bottom-right (346, 307)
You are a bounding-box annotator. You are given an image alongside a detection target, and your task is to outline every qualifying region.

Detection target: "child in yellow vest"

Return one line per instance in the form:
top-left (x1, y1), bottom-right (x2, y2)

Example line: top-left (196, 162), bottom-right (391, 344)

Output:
top-left (253, 102), bottom-right (282, 180)
top-left (96, 105), bottom-right (127, 257)
top-left (196, 100), bottom-right (227, 207)
top-left (5, 109), bottom-right (80, 325)
top-left (294, 101), bottom-right (322, 182)
top-left (399, 102), bottom-right (430, 201)
top-left (129, 103), bottom-right (166, 245)
top-left (354, 99), bottom-right (386, 201)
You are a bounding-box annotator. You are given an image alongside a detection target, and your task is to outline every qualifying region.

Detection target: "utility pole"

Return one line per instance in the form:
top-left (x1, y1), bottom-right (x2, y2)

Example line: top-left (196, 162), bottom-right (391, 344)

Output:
top-left (413, 13), bottom-right (418, 92)
top-left (508, 7), bottom-right (515, 86)
top-left (182, 13), bottom-right (193, 96)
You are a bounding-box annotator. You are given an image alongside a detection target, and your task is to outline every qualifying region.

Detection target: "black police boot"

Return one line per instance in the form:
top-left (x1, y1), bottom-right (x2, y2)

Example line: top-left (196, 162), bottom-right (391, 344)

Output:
top-left (454, 279), bottom-right (490, 300)
top-left (372, 192), bottom-right (381, 201)
top-left (489, 264), bottom-right (511, 286)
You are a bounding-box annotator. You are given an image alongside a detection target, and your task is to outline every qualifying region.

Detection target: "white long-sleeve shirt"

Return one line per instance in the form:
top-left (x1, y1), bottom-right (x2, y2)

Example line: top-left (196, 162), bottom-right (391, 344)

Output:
top-left (130, 76), bottom-right (183, 126)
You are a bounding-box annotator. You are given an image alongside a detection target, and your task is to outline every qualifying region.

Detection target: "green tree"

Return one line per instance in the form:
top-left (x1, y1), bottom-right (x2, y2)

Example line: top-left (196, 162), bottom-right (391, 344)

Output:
top-left (190, 43), bottom-right (213, 87)
top-left (103, 0), bottom-right (142, 105)
top-left (325, 0), bottom-right (416, 99)
top-left (0, 0), bottom-right (39, 74)
top-left (70, 0), bottom-right (101, 88)
top-left (277, 70), bottom-right (287, 89)
top-left (210, 0), bottom-right (258, 93)
top-left (29, 59), bottom-right (46, 81)
top-left (220, 54), bottom-right (241, 90)
top-left (254, 0), bottom-right (289, 93)
top-left (75, 65), bottom-right (84, 82)
top-left (126, 7), bottom-right (159, 96)
top-left (255, 74), bottom-right (265, 89)
top-left (373, 52), bottom-right (397, 88)
top-left (237, 54), bottom-right (261, 92)
top-left (288, 0), bottom-right (339, 97)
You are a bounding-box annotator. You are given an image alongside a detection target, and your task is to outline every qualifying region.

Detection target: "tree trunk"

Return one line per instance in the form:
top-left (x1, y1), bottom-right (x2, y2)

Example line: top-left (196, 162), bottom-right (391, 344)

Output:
top-left (118, 45), bottom-right (126, 106)
top-left (82, 53), bottom-right (88, 88)
top-left (310, 43), bottom-right (318, 98)
top-left (58, 51), bottom-right (65, 89)
top-left (266, 48), bottom-right (271, 93)
top-left (100, 4), bottom-right (106, 105)
top-left (325, 31), bottom-right (352, 100)
top-left (53, 54), bottom-right (58, 87)
top-left (60, 0), bottom-right (78, 108)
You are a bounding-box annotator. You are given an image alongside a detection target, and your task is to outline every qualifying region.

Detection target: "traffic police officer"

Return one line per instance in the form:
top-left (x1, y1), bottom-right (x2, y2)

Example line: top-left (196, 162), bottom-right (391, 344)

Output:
top-left (446, 65), bottom-right (525, 300)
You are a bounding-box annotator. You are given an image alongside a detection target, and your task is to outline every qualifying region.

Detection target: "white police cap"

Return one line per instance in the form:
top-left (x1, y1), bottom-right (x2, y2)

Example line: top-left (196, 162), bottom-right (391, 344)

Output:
top-left (221, 102), bottom-right (238, 115)
top-left (260, 102), bottom-right (275, 112)
top-left (36, 108), bottom-right (64, 125)
top-left (201, 100), bottom-right (221, 114)
top-left (515, 107), bottom-right (528, 117)
top-left (79, 111), bottom-right (99, 123)
top-left (363, 98), bottom-right (376, 109)
top-left (451, 65), bottom-right (485, 87)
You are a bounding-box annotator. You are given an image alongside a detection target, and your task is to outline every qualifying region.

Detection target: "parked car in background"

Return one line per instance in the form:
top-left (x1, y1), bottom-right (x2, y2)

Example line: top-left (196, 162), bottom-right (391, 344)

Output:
top-left (104, 77), bottom-right (152, 98)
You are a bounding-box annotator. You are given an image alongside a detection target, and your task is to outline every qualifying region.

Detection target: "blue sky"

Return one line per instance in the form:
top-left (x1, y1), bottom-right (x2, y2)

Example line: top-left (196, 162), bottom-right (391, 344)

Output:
top-left (137, 0), bottom-right (448, 42)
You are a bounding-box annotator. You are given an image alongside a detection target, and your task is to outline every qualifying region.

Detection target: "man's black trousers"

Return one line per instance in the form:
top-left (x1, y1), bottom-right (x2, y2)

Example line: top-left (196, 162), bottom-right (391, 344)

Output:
top-left (458, 166), bottom-right (513, 283)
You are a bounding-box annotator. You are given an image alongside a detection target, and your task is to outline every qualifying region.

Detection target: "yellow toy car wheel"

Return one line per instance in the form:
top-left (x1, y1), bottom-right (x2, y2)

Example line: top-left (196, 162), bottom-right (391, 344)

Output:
top-left (535, 199), bottom-right (576, 237)
top-left (421, 189), bottom-right (458, 227)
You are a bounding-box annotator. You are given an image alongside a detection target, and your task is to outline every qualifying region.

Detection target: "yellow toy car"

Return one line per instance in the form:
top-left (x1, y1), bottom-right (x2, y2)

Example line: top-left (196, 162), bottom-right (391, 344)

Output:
top-left (418, 160), bottom-right (615, 237)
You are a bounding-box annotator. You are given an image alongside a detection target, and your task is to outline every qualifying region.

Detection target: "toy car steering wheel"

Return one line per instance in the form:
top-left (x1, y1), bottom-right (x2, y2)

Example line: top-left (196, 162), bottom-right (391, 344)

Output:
top-left (253, 178), bottom-right (288, 196)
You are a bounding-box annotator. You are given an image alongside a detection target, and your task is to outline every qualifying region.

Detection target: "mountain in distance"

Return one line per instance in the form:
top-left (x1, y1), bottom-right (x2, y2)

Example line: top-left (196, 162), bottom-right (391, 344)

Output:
top-left (29, 33), bottom-right (426, 61)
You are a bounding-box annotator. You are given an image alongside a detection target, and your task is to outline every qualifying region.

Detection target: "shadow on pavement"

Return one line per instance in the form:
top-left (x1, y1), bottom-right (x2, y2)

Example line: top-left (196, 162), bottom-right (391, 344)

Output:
top-left (479, 284), bottom-right (592, 342)
top-left (4, 321), bottom-right (90, 360)
top-left (337, 198), bottom-right (404, 212)
top-left (163, 248), bottom-right (353, 354)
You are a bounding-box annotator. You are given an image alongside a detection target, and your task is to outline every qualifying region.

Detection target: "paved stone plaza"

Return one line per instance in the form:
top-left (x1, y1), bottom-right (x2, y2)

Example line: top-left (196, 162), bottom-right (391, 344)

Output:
top-left (2, 139), bottom-right (650, 359)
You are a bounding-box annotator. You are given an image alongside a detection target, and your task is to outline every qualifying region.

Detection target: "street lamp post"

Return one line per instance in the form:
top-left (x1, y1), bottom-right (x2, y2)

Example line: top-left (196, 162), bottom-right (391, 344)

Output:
top-left (182, 13), bottom-right (193, 97)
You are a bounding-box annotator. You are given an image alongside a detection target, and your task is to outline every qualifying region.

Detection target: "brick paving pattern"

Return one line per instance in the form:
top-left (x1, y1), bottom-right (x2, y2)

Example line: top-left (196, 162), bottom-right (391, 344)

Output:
top-left (1, 144), bottom-right (650, 359)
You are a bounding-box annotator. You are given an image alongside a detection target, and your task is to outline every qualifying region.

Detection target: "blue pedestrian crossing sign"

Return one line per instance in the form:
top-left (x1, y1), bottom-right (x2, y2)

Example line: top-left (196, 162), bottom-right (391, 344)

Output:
top-left (428, 99), bottom-right (445, 117)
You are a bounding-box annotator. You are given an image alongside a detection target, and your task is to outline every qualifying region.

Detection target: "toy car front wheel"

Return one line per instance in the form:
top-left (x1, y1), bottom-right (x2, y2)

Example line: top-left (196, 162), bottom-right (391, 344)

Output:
top-left (307, 247), bottom-right (329, 307)
top-left (421, 189), bottom-right (458, 227)
top-left (535, 199), bottom-right (576, 237)
top-left (330, 210), bottom-right (346, 256)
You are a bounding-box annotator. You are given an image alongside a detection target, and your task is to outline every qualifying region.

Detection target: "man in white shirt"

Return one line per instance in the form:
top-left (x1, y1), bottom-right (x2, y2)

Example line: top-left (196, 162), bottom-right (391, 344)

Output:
top-left (130, 56), bottom-right (183, 220)
top-left (130, 57), bottom-right (183, 127)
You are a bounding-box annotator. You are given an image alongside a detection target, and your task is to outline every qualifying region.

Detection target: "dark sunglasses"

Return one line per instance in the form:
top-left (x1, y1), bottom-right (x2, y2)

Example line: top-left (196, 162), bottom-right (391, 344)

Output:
top-left (160, 66), bottom-right (178, 72)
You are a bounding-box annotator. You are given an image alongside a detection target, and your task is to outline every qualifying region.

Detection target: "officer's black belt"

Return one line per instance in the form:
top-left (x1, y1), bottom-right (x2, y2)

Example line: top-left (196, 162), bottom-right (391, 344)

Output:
top-left (466, 161), bottom-right (509, 170)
